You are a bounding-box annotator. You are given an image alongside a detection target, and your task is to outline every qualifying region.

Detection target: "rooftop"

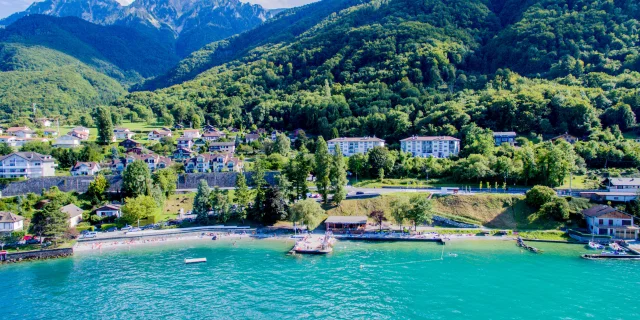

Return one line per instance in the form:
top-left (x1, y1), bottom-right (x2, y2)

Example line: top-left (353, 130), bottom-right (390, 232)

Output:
top-left (325, 216), bottom-right (368, 224)
top-left (0, 211), bottom-right (24, 223)
top-left (607, 178), bottom-right (640, 186)
top-left (493, 132), bottom-right (517, 136)
top-left (60, 203), bottom-right (83, 219)
top-left (400, 136), bottom-right (460, 142)
top-left (582, 205), bottom-right (632, 219)
top-left (328, 137), bottom-right (385, 143)
top-left (0, 152), bottom-right (55, 162)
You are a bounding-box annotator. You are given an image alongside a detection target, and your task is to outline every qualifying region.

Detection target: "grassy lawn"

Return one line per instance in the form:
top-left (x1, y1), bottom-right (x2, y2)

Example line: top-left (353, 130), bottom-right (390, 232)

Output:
top-left (517, 230), bottom-right (572, 241)
top-left (58, 121), bottom-right (168, 142)
top-left (557, 174), bottom-right (600, 189)
top-left (162, 193), bottom-right (195, 216)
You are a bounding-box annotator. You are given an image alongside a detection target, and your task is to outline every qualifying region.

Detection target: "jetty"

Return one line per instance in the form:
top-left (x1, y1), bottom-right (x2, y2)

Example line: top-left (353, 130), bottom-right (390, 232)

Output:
top-left (290, 233), bottom-right (335, 255)
top-left (185, 258), bottom-right (207, 264)
top-left (517, 237), bottom-right (542, 253)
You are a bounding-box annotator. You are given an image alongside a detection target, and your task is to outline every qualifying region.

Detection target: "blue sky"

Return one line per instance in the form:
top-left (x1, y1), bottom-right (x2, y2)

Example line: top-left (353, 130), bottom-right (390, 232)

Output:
top-left (0, 0), bottom-right (320, 20)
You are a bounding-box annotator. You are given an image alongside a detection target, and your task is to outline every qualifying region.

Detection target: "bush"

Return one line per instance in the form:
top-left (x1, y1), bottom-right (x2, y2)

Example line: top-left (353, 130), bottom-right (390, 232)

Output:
top-left (100, 223), bottom-right (118, 230)
top-left (76, 225), bottom-right (95, 232)
top-left (541, 197), bottom-right (571, 220)
top-left (525, 185), bottom-right (557, 208)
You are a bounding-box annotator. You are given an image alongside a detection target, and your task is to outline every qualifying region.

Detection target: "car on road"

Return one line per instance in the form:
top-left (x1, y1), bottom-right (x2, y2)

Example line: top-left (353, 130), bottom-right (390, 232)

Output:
top-left (106, 227), bottom-right (118, 232)
top-left (129, 227), bottom-right (142, 232)
top-left (83, 232), bottom-right (98, 239)
top-left (121, 225), bottom-right (132, 231)
top-left (356, 191), bottom-right (365, 195)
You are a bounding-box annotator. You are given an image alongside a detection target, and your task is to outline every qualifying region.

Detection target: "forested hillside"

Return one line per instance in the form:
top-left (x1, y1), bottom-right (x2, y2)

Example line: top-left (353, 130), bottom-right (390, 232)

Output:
top-left (121, 0), bottom-right (640, 145)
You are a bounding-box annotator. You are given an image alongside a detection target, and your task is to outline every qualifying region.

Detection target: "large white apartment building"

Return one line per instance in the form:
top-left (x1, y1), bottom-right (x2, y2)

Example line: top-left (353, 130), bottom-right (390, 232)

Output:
top-left (327, 137), bottom-right (385, 156)
top-left (0, 152), bottom-right (56, 178)
top-left (400, 136), bottom-right (460, 158)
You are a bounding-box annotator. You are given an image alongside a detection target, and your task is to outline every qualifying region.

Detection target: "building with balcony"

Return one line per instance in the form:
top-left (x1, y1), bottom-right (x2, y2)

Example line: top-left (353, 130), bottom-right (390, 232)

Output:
top-left (583, 205), bottom-right (638, 240)
top-left (493, 132), bottom-right (517, 146)
top-left (0, 152), bottom-right (56, 178)
top-left (114, 128), bottom-right (135, 140)
top-left (400, 136), bottom-right (460, 158)
top-left (177, 137), bottom-right (194, 150)
top-left (185, 153), bottom-right (243, 173)
top-left (0, 136), bottom-right (17, 147)
top-left (208, 142), bottom-right (235, 154)
top-left (6, 127), bottom-right (34, 138)
top-left (70, 162), bottom-right (101, 176)
top-left (604, 177), bottom-right (640, 192)
top-left (182, 129), bottom-right (201, 139)
top-left (327, 137), bottom-right (385, 156)
top-left (148, 130), bottom-right (172, 141)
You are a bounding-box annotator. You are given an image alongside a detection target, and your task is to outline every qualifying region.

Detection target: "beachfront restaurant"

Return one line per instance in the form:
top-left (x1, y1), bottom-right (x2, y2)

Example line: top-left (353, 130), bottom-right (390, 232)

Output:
top-left (325, 216), bottom-right (368, 234)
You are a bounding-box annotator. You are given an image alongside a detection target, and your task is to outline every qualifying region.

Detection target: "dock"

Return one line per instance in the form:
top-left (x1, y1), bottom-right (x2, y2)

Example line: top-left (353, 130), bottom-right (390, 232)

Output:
top-left (185, 258), bottom-right (207, 264)
top-left (517, 237), bottom-right (542, 253)
top-left (582, 254), bottom-right (640, 260)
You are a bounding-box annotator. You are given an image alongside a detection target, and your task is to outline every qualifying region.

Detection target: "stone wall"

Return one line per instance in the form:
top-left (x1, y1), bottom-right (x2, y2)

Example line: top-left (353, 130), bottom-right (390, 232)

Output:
top-left (1, 248), bottom-right (73, 263)
top-left (0, 172), bottom-right (280, 197)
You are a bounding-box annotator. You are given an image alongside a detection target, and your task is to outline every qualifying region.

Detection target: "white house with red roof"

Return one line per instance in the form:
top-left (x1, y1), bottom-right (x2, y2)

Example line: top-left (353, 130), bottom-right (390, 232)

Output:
top-left (148, 129), bottom-right (172, 141)
top-left (70, 162), bottom-right (101, 176)
top-left (583, 205), bottom-right (638, 240)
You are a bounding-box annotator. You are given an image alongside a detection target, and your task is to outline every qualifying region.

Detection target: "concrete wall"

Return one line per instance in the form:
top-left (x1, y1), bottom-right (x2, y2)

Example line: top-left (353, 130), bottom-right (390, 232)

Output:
top-left (0, 172), bottom-right (280, 197)
top-left (1, 247), bottom-right (73, 263)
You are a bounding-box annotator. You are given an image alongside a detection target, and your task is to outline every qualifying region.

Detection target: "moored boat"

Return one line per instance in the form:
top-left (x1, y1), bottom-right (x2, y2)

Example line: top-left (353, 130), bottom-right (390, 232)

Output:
top-left (588, 241), bottom-right (605, 250)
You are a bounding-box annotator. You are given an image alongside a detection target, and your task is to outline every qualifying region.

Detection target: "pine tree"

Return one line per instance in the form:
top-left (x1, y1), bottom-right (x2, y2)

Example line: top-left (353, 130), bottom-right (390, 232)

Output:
top-left (330, 145), bottom-right (348, 205)
top-left (193, 180), bottom-right (211, 225)
top-left (314, 137), bottom-right (331, 203)
top-left (94, 106), bottom-right (114, 145)
top-left (285, 147), bottom-right (311, 200)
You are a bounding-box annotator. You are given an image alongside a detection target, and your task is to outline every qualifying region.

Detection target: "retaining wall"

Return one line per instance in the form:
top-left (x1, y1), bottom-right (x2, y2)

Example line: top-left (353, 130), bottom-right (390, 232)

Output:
top-left (1, 248), bottom-right (73, 263)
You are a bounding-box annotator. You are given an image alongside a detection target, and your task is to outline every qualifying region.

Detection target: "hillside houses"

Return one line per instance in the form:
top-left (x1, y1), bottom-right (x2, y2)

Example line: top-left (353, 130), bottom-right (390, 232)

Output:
top-left (110, 152), bottom-right (172, 173)
top-left (7, 127), bottom-right (34, 138)
top-left (148, 129), bottom-right (172, 141)
top-left (185, 153), bottom-right (243, 173)
top-left (70, 162), bottom-right (101, 176)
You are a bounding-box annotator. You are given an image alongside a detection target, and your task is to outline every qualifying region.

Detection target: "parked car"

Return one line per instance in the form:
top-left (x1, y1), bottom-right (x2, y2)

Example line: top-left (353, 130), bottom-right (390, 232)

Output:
top-left (356, 191), bottom-right (365, 195)
top-left (83, 232), bottom-right (98, 239)
top-left (121, 225), bottom-right (132, 231)
top-left (129, 227), bottom-right (142, 232)
top-left (26, 239), bottom-right (41, 245)
top-left (106, 227), bottom-right (118, 232)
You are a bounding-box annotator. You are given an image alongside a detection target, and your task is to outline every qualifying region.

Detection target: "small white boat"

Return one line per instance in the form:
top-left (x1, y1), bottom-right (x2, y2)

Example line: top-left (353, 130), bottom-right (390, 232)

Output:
top-left (588, 242), bottom-right (605, 250)
top-left (185, 258), bottom-right (207, 264)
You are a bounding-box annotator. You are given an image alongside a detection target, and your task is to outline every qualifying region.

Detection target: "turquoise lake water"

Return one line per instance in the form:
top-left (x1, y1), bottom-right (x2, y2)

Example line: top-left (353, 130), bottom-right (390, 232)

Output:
top-left (1, 239), bottom-right (639, 319)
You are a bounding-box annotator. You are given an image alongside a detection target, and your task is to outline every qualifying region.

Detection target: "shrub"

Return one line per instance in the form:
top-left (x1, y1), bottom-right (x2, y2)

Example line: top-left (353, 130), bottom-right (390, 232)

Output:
top-left (541, 197), bottom-right (571, 220)
top-left (100, 223), bottom-right (117, 230)
top-left (76, 225), bottom-right (95, 232)
top-left (525, 185), bottom-right (557, 208)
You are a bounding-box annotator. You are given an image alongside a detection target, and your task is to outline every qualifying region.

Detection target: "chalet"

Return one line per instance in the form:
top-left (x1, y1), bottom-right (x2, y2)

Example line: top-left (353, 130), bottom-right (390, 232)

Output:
top-left (119, 139), bottom-right (142, 151)
top-left (6, 127), bottom-right (34, 138)
top-left (177, 137), bottom-right (194, 150)
top-left (148, 130), bottom-right (172, 141)
top-left (95, 204), bottom-right (121, 218)
top-left (185, 153), bottom-right (243, 173)
top-left (245, 133), bottom-right (260, 144)
top-left (172, 147), bottom-right (195, 161)
top-left (114, 128), bottom-right (135, 140)
top-left (203, 131), bottom-right (225, 141)
top-left (53, 135), bottom-right (80, 148)
top-left (604, 178), bottom-right (640, 191)
top-left (493, 132), bottom-right (517, 146)
top-left (70, 162), bottom-right (101, 176)
top-left (182, 129), bottom-right (201, 139)
top-left (60, 204), bottom-right (83, 228)
top-left (0, 152), bottom-right (56, 178)
top-left (551, 133), bottom-right (578, 144)
top-left (208, 141), bottom-right (235, 154)
top-left (582, 205), bottom-right (638, 240)
top-left (0, 136), bottom-right (17, 147)
top-left (325, 216), bottom-right (368, 234)
top-left (43, 129), bottom-right (58, 137)
top-left (400, 136), bottom-right (460, 158)
top-left (0, 212), bottom-right (24, 234)
top-left (327, 137), bottom-right (385, 156)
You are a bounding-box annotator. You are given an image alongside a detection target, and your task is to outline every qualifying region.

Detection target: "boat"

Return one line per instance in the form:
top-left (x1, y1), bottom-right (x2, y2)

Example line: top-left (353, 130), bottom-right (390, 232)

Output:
top-left (588, 241), bottom-right (605, 250)
top-left (185, 258), bottom-right (207, 264)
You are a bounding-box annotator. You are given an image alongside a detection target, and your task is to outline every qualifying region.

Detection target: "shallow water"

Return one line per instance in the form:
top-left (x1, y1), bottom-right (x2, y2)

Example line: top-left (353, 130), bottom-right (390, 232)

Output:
top-left (1, 239), bottom-right (638, 319)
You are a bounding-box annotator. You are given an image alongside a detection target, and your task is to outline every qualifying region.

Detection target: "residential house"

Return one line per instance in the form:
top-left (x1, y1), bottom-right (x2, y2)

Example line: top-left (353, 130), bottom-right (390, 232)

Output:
top-left (400, 136), bottom-right (460, 158)
top-left (70, 162), bottom-right (101, 176)
top-left (203, 131), bottom-right (225, 141)
top-left (114, 128), bottom-right (135, 140)
top-left (119, 139), bottom-right (142, 151)
top-left (551, 133), bottom-right (578, 144)
top-left (208, 142), bottom-right (235, 154)
top-left (68, 129), bottom-right (90, 141)
top-left (95, 204), bottom-right (121, 218)
top-left (60, 204), bottom-right (83, 228)
top-left (122, 153), bottom-right (172, 172)
top-left (53, 135), bottom-right (81, 148)
top-left (177, 137), bottom-right (194, 150)
top-left (583, 205), bottom-right (638, 240)
top-left (604, 178), bottom-right (640, 191)
top-left (245, 133), bottom-right (260, 144)
top-left (0, 212), bottom-right (24, 234)
top-left (0, 152), bottom-right (56, 178)
top-left (327, 137), bottom-right (385, 156)
top-left (172, 147), bottom-right (195, 161)
top-left (148, 130), bottom-right (172, 141)
top-left (6, 127), bottom-right (34, 138)
top-left (185, 153), bottom-right (243, 173)
top-left (43, 129), bottom-right (58, 137)
top-left (203, 124), bottom-right (216, 132)
top-left (0, 136), bottom-right (17, 147)
top-left (590, 192), bottom-right (638, 203)
top-left (182, 129), bottom-right (201, 139)
top-left (493, 132), bottom-right (517, 146)
top-left (35, 118), bottom-right (52, 127)
top-left (193, 138), bottom-right (207, 149)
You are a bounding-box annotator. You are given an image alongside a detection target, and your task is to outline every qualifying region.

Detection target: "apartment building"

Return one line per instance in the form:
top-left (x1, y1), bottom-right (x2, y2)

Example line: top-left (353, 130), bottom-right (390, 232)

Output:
top-left (327, 137), bottom-right (385, 156)
top-left (400, 136), bottom-right (460, 158)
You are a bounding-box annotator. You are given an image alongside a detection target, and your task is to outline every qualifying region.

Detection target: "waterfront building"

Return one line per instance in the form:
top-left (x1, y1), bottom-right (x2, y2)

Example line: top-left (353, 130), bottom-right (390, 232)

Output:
top-left (0, 212), bottom-right (24, 234)
top-left (327, 137), bottom-right (385, 156)
top-left (325, 216), bottom-right (368, 234)
top-left (60, 204), bottom-right (83, 228)
top-left (583, 205), bottom-right (639, 240)
top-left (70, 162), bottom-right (101, 176)
top-left (493, 132), bottom-right (516, 146)
top-left (0, 152), bottom-right (56, 178)
top-left (400, 136), bottom-right (460, 158)
top-left (95, 204), bottom-right (121, 218)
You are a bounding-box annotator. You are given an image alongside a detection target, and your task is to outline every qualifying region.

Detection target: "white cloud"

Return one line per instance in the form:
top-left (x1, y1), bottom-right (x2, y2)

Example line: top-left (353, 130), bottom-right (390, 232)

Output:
top-left (0, 0), bottom-right (37, 19)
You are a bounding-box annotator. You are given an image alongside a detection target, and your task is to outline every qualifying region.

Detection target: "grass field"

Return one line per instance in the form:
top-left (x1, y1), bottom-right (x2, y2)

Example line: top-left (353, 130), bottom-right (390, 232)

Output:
top-left (57, 121), bottom-right (169, 142)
